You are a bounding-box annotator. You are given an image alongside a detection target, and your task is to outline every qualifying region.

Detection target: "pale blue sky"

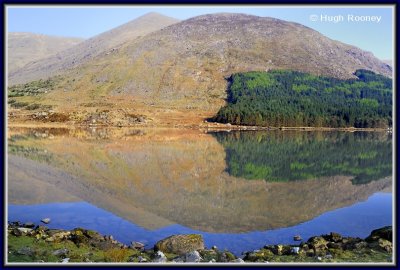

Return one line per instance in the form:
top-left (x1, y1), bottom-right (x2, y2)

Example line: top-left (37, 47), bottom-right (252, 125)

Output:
top-left (7, 5), bottom-right (394, 60)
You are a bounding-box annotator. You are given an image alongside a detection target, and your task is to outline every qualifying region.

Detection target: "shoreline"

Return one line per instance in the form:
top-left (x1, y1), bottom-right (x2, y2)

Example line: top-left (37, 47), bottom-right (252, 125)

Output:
top-left (7, 222), bottom-right (393, 264)
top-left (7, 121), bottom-right (392, 133)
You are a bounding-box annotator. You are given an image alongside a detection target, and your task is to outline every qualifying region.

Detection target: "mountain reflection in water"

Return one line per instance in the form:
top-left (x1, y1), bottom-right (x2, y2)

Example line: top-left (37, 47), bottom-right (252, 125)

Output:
top-left (8, 128), bottom-right (392, 238)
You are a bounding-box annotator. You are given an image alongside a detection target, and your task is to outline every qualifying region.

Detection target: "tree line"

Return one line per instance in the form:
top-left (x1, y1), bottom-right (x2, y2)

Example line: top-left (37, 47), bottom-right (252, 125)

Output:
top-left (212, 69), bottom-right (392, 128)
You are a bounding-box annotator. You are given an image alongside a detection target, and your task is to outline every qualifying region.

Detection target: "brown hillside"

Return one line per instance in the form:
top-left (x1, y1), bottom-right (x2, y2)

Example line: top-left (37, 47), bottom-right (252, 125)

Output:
top-left (8, 32), bottom-right (83, 73)
top-left (8, 12), bottom-right (180, 85)
top-left (8, 13), bottom-right (392, 126)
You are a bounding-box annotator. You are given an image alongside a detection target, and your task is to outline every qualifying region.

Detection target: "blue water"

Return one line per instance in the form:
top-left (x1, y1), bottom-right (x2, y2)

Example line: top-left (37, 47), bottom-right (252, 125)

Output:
top-left (8, 192), bottom-right (392, 255)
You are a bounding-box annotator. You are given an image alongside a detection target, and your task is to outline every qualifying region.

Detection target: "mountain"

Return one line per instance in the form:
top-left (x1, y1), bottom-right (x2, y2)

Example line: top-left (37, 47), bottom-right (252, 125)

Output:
top-left (8, 13), bottom-right (392, 126)
top-left (8, 32), bottom-right (83, 73)
top-left (8, 12), bottom-right (180, 84)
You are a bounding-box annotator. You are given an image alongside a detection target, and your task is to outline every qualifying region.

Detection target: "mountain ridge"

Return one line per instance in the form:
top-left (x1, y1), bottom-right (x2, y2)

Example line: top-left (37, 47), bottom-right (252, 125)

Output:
top-left (55, 13), bottom-right (391, 109)
top-left (7, 13), bottom-right (392, 127)
top-left (8, 12), bottom-right (180, 85)
top-left (8, 32), bottom-right (83, 73)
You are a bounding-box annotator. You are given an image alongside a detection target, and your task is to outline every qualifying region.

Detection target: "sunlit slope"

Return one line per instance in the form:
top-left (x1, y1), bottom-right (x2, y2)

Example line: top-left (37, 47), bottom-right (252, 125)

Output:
top-left (8, 32), bottom-right (83, 73)
top-left (9, 12), bottom-right (180, 85)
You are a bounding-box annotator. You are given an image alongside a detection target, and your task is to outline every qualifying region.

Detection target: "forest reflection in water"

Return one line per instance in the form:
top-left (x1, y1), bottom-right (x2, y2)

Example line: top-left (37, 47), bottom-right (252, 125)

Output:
top-left (8, 127), bottom-right (392, 242)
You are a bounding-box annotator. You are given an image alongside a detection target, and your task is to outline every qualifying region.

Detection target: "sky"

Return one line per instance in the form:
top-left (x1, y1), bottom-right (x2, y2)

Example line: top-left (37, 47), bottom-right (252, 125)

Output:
top-left (7, 5), bottom-right (394, 60)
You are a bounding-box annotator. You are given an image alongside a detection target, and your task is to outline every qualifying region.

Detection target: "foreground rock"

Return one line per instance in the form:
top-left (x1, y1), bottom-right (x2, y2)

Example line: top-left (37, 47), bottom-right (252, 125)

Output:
top-left (243, 229), bottom-right (393, 263)
top-left (154, 234), bottom-right (204, 255)
top-left (7, 222), bottom-right (392, 263)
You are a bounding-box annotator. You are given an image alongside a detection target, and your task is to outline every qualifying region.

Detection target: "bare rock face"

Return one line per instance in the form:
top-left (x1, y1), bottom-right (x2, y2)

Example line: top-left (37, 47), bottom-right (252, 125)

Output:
top-left (154, 234), bottom-right (205, 255)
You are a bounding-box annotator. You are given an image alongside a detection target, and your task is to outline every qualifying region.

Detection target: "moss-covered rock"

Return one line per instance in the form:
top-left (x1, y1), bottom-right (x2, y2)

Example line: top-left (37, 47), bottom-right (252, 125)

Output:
top-left (366, 226), bottom-right (392, 242)
top-left (154, 234), bottom-right (204, 255)
top-left (6, 222), bottom-right (394, 263)
top-left (243, 248), bottom-right (274, 262)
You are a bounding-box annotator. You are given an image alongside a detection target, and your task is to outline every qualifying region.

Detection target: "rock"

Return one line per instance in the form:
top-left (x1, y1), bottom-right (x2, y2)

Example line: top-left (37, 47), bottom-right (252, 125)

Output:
top-left (41, 218), bottom-right (51, 224)
top-left (172, 256), bottom-right (185, 263)
top-left (366, 226), bottom-right (392, 242)
top-left (70, 228), bottom-right (89, 245)
top-left (354, 241), bottom-right (368, 250)
top-left (211, 245), bottom-right (217, 250)
top-left (12, 228), bottom-right (22, 236)
top-left (324, 232), bottom-right (343, 243)
top-left (306, 250), bottom-right (315, 257)
top-left (17, 227), bottom-right (33, 235)
top-left (85, 230), bottom-right (103, 240)
top-left (307, 236), bottom-right (328, 255)
top-left (23, 222), bottom-right (35, 228)
top-left (243, 249), bottom-right (274, 262)
top-left (53, 248), bottom-right (69, 257)
top-left (325, 254), bottom-right (333, 259)
top-left (48, 230), bottom-right (71, 241)
top-left (317, 256), bottom-right (322, 261)
top-left (342, 237), bottom-right (363, 250)
top-left (185, 251), bottom-right (202, 262)
top-left (155, 234), bottom-right (204, 255)
top-left (232, 258), bottom-right (245, 263)
top-left (327, 242), bottom-right (342, 249)
top-left (223, 251), bottom-right (236, 262)
top-left (9, 221), bottom-right (22, 227)
top-left (378, 239), bottom-right (392, 253)
top-left (35, 225), bottom-right (48, 231)
top-left (61, 258), bottom-right (70, 263)
top-left (130, 241), bottom-right (145, 251)
top-left (138, 256), bottom-right (147, 262)
top-left (17, 247), bottom-right (34, 256)
top-left (291, 247), bottom-right (300, 254)
top-left (293, 235), bottom-right (302, 241)
top-left (45, 237), bottom-right (55, 242)
top-left (219, 252), bottom-right (228, 262)
top-left (271, 245), bottom-right (291, 255)
top-left (153, 251), bottom-right (167, 263)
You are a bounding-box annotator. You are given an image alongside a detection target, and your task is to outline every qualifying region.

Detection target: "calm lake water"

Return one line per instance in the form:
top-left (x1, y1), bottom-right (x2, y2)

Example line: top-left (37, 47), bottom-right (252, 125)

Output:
top-left (7, 128), bottom-right (393, 255)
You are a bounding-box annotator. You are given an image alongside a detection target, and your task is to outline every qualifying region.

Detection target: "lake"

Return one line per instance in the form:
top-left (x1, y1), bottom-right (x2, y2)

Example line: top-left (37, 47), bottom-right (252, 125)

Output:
top-left (7, 127), bottom-right (393, 255)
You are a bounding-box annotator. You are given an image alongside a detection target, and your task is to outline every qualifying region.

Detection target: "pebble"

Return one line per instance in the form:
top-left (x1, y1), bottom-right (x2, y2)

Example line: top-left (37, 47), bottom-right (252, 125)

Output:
top-left (17, 247), bottom-right (33, 256)
top-left (52, 248), bottom-right (69, 256)
top-left (185, 250), bottom-right (202, 262)
top-left (17, 228), bottom-right (33, 234)
top-left (130, 241), bottom-right (145, 250)
top-left (138, 256), bottom-right (147, 262)
top-left (41, 218), bottom-right (51, 224)
top-left (61, 258), bottom-right (70, 263)
top-left (23, 222), bottom-right (35, 228)
top-left (153, 251), bottom-right (167, 263)
top-left (294, 235), bottom-right (302, 241)
top-left (291, 247), bottom-right (300, 254)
